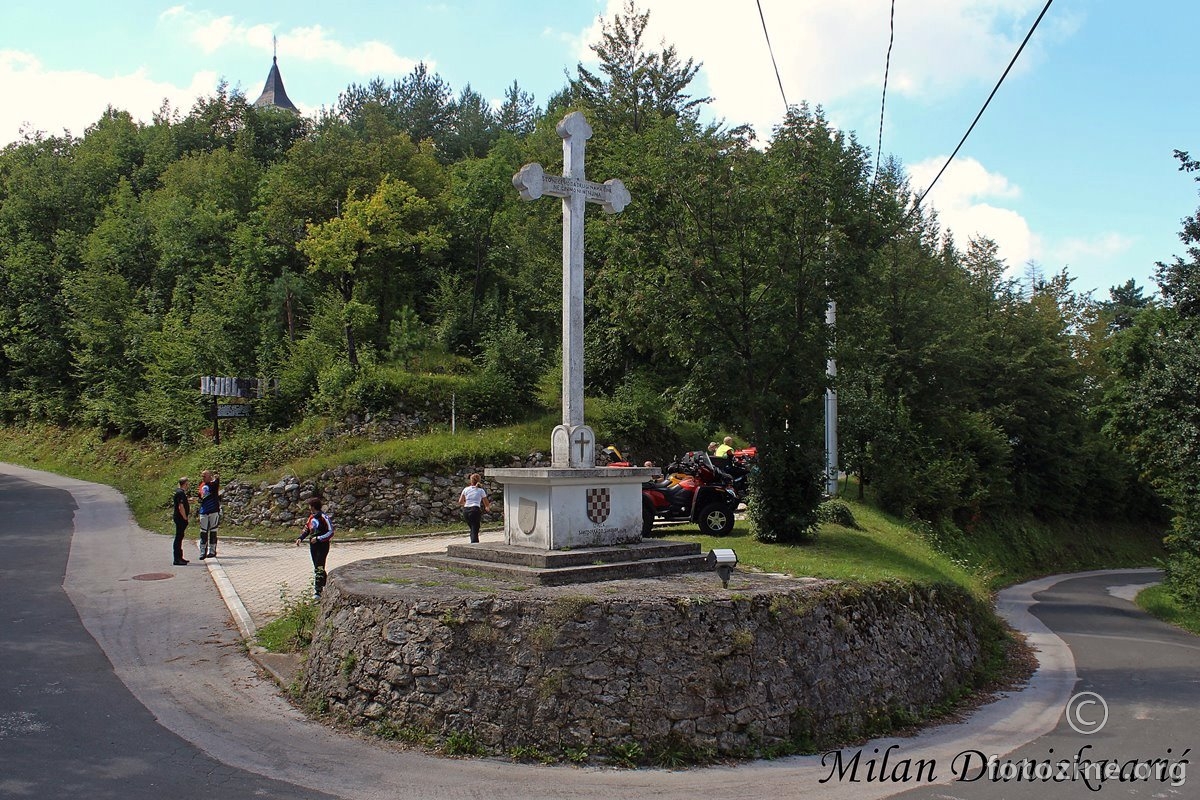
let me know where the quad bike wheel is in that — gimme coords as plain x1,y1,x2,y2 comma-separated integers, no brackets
697,501,735,536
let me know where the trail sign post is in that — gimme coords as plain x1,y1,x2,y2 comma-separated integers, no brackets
200,377,276,443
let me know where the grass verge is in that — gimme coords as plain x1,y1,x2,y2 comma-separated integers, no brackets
1136,583,1200,635
256,590,320,652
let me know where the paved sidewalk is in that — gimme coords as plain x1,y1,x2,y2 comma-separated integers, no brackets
205,529,504,632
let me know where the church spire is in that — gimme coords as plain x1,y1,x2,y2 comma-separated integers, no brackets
253,38,299,112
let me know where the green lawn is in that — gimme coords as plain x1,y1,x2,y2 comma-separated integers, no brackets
662,505,985,598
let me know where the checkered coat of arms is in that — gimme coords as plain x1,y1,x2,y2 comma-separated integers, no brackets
585,487,611,525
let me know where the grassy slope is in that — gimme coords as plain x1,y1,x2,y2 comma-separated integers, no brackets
0,421,1165,596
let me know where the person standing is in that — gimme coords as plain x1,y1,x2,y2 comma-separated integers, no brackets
296,496,334,599
457,473,491,544
172,477,190,566
197,469,220,560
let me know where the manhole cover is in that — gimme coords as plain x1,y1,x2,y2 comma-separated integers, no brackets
131,572,174,581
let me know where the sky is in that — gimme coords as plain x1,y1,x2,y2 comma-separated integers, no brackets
2,0,1198,298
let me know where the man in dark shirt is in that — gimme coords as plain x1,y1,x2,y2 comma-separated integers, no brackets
172,477,190,565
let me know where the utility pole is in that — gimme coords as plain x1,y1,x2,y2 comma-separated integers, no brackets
824,300,839,496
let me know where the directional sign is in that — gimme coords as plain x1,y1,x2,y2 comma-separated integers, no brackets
201,377,256,398
216,404,252,418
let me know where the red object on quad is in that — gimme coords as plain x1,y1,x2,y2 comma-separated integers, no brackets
640,451,738,537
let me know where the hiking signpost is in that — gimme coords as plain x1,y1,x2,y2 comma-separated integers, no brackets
200,377,274,443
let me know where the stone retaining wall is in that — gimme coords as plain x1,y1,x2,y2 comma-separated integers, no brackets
219,453,549,530
300,561,995,760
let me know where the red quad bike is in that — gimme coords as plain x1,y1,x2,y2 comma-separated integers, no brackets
640,451,738,537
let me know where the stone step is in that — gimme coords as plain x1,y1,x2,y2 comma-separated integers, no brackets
443,538,701,569
412,551,710,586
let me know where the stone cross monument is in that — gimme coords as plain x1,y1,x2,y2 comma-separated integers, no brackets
485,112,651,551
513,112,630,468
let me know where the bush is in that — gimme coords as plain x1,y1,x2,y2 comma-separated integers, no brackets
295,360,543,428
590,376,688,463
817,499,859,529
749,426,824,544
477,318,545,410
1163,516,1200,612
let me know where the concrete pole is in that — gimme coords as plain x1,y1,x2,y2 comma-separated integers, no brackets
825,300,839,496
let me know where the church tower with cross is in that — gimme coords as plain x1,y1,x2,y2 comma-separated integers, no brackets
253,38,299,113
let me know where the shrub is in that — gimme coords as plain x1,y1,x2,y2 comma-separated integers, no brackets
1163,516,1200,611
749,426,824,544
817,499,859,529
477,318,546,410
590,376,688,462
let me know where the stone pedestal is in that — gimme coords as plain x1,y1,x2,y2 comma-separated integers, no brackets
486,466,654,550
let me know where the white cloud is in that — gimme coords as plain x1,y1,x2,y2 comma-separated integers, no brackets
160,8,420,76
586,0,1057,138
907,156,1037,271
0,50,214,144
1049,233,1135,268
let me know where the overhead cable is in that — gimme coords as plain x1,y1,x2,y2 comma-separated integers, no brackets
871,0,896,195
756,0,789,114
915,0,1055,207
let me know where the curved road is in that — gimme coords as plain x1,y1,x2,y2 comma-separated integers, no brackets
0,470,337,800
1,463,1195,799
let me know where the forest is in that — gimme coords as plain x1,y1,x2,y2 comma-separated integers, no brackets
1,5,1197,607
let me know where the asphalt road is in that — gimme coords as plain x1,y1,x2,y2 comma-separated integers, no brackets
0,471,339,800
883,571,1197,799
2,462,1196,799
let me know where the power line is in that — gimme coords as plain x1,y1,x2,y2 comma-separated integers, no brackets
871,0,896,195
915,0,1055,207
756,0,789,114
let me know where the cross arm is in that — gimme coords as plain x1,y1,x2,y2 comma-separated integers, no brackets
512,162,547,201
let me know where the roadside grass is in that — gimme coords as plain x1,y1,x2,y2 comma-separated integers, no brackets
0,421,1166,598
1136,583,1200,636
663,504,989,599
0,420,540,541
917,515,1166,590
255,588,319,652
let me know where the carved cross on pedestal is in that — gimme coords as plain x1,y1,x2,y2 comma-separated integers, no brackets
514,112,630,469
573,428,592,463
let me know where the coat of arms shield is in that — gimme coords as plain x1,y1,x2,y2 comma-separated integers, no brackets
517,497,538,535
585,487,611,525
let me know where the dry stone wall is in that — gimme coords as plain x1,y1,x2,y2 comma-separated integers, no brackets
300,561,995,760
219,453,549,530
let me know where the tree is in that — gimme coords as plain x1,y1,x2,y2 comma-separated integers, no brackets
571,0,709,134
443,85,497,161
1103,148,1200,610
298,176,447,368
497,81,538,137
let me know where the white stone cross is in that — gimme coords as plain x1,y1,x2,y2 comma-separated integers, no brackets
513,111,630,468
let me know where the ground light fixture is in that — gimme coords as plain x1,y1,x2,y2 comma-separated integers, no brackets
707,548,737,587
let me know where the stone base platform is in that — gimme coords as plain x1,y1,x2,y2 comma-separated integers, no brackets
412,538,707,585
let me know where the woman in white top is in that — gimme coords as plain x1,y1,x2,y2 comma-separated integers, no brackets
458,473,491,543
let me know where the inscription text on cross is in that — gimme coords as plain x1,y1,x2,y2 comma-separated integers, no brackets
513,112,630,468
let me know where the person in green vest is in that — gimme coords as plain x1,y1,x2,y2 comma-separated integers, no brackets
714,437,735,460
